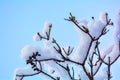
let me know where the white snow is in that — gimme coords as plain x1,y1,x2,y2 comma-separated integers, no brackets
100,45,114,59
95,67,108,80
79,19,88,27
88,20,105,38
87,21,95,28
76,74,81,80
79,70,89,80
37,48,62,60
21,45,37,60
104,43,119,63
47,64,55,74
117,34,120,40
21,39,62,62
115,9,120,42
13,67,37,80
43,22,52,37
99,12,108,24
33,33,41,41
36,47,56,60
34,43,62,61
70,26,92,63
86,12,109,38
14,67,37,75
44,40,53,49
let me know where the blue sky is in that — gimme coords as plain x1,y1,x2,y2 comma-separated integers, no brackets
0,0,120,80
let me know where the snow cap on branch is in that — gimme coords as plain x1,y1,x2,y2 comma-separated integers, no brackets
13,67,37,80
47,65,55,74
33,33,41,41
87,12,108,38
70,33,91,63
100,45,114,59
99,12,108,24
14,67,37,75
44,40,53,49
43,22,52,37
36,46,62,60
20,41,62,61
21,45,37,60
104,43,119,64
45,61,71,80
88,20,105,38
79,19,88,27
115,9,120,41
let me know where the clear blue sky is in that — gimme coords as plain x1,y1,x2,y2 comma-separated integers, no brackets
0,0,120,80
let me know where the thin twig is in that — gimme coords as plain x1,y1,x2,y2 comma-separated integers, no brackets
56,62,73,80
107,57,111,80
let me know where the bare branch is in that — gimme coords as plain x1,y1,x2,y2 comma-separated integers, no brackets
107,57,112,80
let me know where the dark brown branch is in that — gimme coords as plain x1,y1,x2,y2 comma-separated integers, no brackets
89,52,95,79
93,41,103,75
37,57,83,66
37,58,64,62
107,57,111,80
93,60,102,75
38,62,42,71
66,16,94,40
93,60,102,76
52,38,65,59
72,67,75,80
37,32,43,40
65,13,88,33
83,41,93,64
62,48,67,55
48,24,52,40
82,65,91,80
69,47,74,54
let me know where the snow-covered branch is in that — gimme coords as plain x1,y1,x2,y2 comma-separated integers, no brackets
14,10,120,80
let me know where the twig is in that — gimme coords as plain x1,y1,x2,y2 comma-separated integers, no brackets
56,62,73,80
62,46,74,56
72,67,75,80
107,57,111,80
